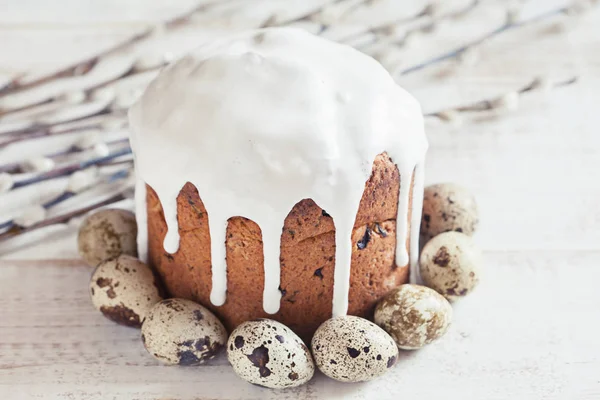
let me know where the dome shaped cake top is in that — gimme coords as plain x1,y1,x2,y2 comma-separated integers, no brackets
129,27,427,317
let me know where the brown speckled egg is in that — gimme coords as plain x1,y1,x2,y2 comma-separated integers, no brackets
420,231,482,301
78,208,138,267
227,319,314,389
311,316,398,382
89,255,163,327
421,183,478,243
374,284,452,350
141,298,227,365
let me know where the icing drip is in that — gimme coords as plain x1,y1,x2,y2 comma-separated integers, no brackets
134,176,148,263
394,166,414,268
331,213,357,317
261,224,284,314
409,160,426,284
159,184,183,254
128,28,428,316
208,215,228,306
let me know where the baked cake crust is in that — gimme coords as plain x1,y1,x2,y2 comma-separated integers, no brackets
146,153,413,340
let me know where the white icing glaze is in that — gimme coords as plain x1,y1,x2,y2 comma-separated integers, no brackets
128,28,427,316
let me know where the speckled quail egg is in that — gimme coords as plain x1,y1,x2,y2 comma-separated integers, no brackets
374,284,452,350
89,255,163,327
78,208,138,267
141,298,227,365
227,319,314,389
421,183,479,243
311,316,398,382
420,231,482,301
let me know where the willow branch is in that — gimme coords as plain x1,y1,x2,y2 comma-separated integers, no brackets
0,108,128,148
0,191,129,242
0,138,129,174
11,147,132,190
0,3,206,97
342,0,480,46
427,76,578,121
0,168,131,232
399,6,569,76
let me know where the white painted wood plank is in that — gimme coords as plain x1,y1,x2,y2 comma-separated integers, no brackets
0,250,598,399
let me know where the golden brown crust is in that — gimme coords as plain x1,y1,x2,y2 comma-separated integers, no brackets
146,153,413,340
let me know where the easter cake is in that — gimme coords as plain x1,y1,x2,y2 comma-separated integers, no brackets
128,28,428,340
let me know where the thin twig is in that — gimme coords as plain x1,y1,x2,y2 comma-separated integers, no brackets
0,168,131,232
427,76,578,120
11,147,132,190
0,138,128,174
0,125,90,149
97,158,134,168
265,0,345,27
0,191,129,242
518,75,578,94
399,6,568,76
351,2,481,55
456,76,577,112
338,0,372,20
1,50,117,98
0,109,126,148
341,0,480,47
0,3,206,97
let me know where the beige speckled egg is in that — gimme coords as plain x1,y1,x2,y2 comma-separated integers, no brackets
420,231,482,301
374,284,452,350
141,298,227,365
311,316,398,382
78,208,138,267
89,255,163,327
421,183,479,243
227,319,314,389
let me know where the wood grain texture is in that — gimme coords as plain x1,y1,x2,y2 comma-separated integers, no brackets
1,0,600,398
1,251,598,399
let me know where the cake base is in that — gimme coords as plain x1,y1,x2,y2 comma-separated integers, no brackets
146,153,413,340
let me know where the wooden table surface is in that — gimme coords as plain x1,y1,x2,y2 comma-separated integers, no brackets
1,0,599,399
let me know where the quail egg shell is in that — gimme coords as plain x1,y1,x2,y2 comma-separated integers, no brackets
78,208,138,267
311,316,398,382
420,231,482,301
227,319,314,389
421,183,479,243
374,284,452,350
89,255,163,327
141,298,227,365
